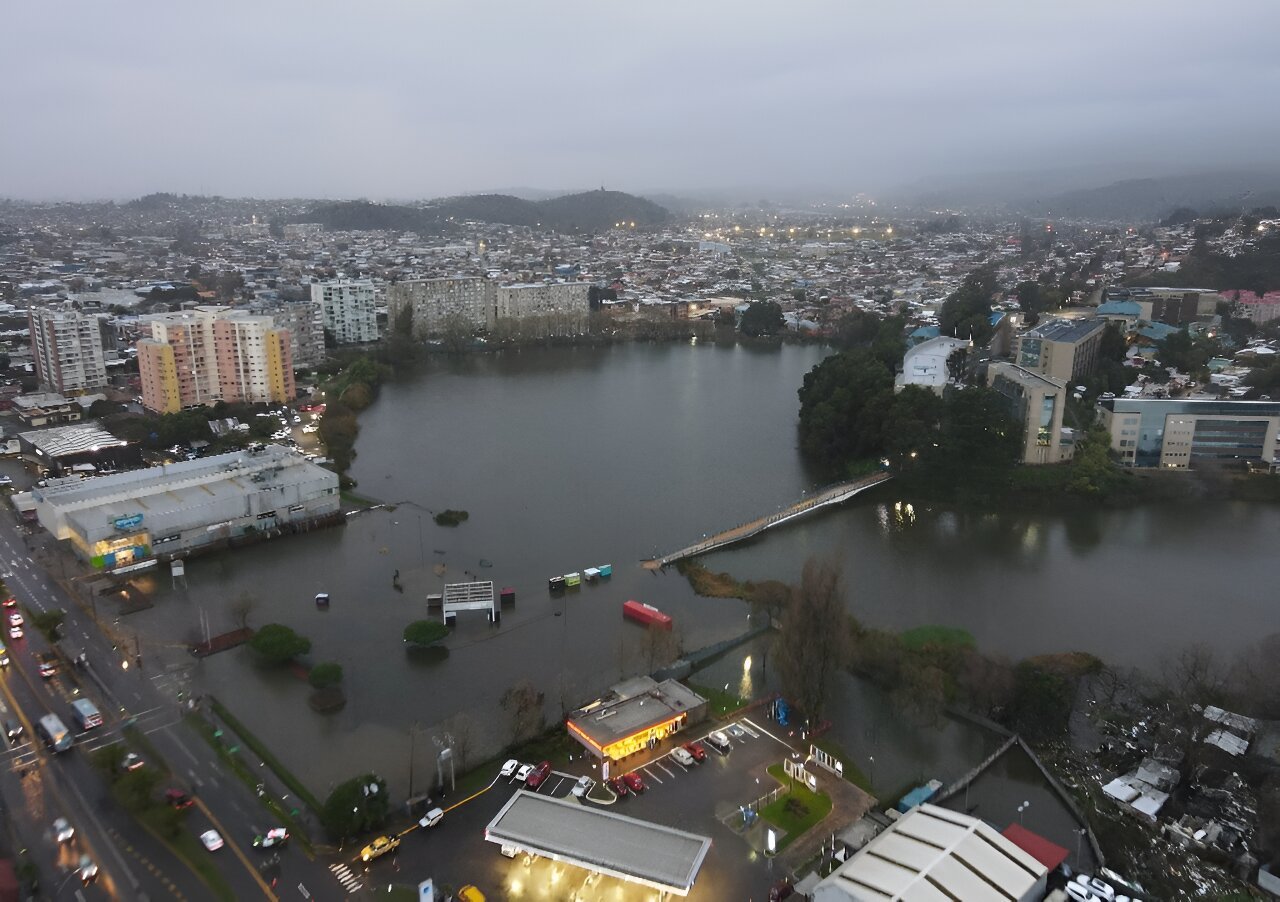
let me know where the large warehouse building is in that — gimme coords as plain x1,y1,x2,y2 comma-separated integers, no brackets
31,445,339,569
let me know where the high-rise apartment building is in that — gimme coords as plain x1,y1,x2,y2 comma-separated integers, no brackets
28,304,109,395
137,306,295,413
311,280,378,345
249,297,327,368
386,278,590,336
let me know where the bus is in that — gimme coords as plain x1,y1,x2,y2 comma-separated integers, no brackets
37,714,73,752
70,699,102,731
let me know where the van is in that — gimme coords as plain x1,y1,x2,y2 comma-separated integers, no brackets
70,699,103,730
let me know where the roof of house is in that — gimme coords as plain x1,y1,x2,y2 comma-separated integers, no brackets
1001,823,1069,871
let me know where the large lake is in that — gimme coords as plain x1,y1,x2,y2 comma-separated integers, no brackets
133,343,1280,797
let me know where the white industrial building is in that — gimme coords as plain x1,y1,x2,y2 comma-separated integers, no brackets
311,280,378,344
32,445,340,570
895,336,970,394
812,804,1049,901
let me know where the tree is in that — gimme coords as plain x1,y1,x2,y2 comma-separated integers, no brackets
321,773,389,841
308,662,343,689
230,591,256,630
739,301,785,337
247,624,311,664
403,620,449,647
639,623,678,674
30,609,65,642
1067,426,1121,496
439,711,476,771
1004,662,1074,741
499,680,545,747
797,349,895,471
938,268,997,346
773,558,851,727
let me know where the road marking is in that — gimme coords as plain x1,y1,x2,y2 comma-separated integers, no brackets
654,760,677,778
736,722,760,739
193,798,278,900
641,766,664,784
328,863,363,893
741,717,796,749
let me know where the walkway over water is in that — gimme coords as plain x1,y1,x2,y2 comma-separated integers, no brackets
643,472,892,569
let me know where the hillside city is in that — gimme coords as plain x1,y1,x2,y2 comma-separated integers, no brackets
0,189,1278,902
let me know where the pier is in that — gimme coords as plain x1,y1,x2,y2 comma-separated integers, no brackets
643,471,892,569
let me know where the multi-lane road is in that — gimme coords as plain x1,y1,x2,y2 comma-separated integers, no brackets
0,491,344,900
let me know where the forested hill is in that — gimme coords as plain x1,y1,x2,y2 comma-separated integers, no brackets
1026,171,1280,222
305,189,670,234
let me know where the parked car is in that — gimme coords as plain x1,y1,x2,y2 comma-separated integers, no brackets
253,828,289,849
54,818,75,843
769,879,795,901
200,830,224,852
360,835,399,862
726,723,746,739
515,763,534,782
607,776,629,797
499,759,520,778
418,807,444,828
1074,875,1116,901
456,886,485,902
570,775,592,797
622,772,645,794
7,612,22,627
525,760,552,789
705,731,731,752
683,742,707,762
8,625,21,641
670,747,695,767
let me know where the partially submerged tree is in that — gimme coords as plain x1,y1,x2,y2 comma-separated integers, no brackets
403,620,449,647
774,558,851,728
247,624,311,665
500,680,545,747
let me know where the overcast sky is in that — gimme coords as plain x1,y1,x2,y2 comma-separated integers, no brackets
3,1,1278,201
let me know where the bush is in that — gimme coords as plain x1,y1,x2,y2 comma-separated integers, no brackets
321,774,389,841
434,509,469,527
248,624,311,664
403,620,449,647
29,608,65,642
308,662,343,689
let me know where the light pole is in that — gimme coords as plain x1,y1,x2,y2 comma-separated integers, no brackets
407,723,422,802
1017,800,1030,825
1075,827,1087,867
868,756,875,790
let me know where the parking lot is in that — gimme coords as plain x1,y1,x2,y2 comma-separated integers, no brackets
366,716,801,899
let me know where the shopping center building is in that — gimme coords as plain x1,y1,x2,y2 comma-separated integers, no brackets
31,445,340,569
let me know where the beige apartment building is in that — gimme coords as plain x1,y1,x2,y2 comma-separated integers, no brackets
1013,318,1106,384
28,304,109,395
387,278,590,335
137,306,294,413
987,362,1070,465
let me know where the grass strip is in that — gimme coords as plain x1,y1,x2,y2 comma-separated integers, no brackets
137,807,237,902
759,763,833,850
687,682,749,717
184,713,315,856
809,737,873,794
208,697,322,813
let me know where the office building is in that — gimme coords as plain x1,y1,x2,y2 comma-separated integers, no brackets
311,280,378,344
1013,318,1106,384
137,306,295,413
1098,397,1280,469
987,362,1069,465
28,304,108,395
31,445,339,569
387,277,489,334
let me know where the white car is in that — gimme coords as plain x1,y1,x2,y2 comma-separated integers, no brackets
670,747,695,767
200,829,224,852
514,763,534,782
54,818,75,843
705,730,732,752
418,807,444,828
1074,875,1115,901
570,775,592,798
7,612,21,627
499,759,520,778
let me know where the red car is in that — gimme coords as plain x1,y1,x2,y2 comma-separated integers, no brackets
622,772,645,794
683,742,707,763
525,760,552,789
607,776,629,797
165,788,195,810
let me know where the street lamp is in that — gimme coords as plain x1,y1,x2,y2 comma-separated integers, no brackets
868,756,875,789
1017,800,1030,825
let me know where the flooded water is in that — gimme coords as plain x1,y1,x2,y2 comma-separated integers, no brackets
122,343,1280,800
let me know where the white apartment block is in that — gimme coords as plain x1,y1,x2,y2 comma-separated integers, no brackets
28,305,109,395
490,281,590,327
311,280,378,345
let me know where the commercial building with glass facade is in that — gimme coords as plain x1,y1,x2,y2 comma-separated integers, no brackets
1098,398,1280,469
987,362,1069,465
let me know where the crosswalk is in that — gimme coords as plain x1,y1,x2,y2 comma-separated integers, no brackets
329,862,363,894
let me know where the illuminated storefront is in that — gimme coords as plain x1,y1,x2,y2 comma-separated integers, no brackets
566,677,707,763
